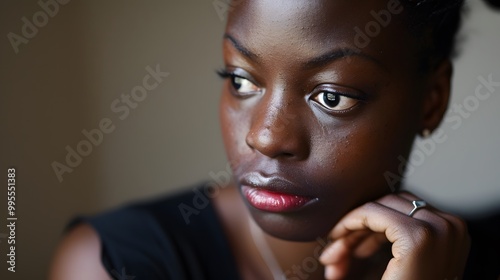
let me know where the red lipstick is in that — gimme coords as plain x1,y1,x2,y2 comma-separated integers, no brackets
239,172,318,212
242,185,315,213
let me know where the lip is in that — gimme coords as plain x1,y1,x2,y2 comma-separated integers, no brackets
240,172,318,213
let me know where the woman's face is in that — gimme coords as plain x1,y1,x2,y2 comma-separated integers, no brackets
220,0,428,241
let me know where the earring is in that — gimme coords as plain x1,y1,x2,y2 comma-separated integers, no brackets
422,129,431,138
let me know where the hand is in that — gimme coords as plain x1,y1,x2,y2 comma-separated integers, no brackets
319,192,470,280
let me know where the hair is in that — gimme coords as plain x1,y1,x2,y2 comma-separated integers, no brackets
229,0,498,71
385,0,500,71
401,0,466,71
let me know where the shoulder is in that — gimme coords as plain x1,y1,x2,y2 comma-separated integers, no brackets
50,184,241,280
49,223,110,280
49,190,190,280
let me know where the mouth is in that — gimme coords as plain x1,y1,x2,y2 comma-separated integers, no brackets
240,172,318,213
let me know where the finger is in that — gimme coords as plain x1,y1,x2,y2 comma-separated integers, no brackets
329,201,424,253
397,192,468,237
396,191,443,214
353,232,387,258
320,239,351,279
346,194,446,259
327,194,433,262
328,202,434,279
378,193,435,220
378,192,453,236
391,192,470,260
435,211,469,240
320,230,370,279
329,192,470,279
397,191,470,267
324,260,350,280
320,230,370,263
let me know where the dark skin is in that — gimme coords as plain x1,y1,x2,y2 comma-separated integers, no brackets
215,0,469,279
49,1,469,279
220,0,422,242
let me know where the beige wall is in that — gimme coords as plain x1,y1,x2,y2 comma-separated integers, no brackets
1,1,228,279
0,0,498,279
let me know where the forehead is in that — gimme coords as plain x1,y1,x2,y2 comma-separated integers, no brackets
226,0,415,70
228,0,368,40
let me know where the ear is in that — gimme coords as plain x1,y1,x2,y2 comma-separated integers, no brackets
419,60,452,137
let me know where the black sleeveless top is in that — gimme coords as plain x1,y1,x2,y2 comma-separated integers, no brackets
68,185,241,280
68,184,500,280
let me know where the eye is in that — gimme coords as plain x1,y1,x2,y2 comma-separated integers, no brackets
313,91,360,111
230,75,261,95
217,69,262,97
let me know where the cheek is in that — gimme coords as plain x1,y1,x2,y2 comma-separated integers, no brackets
219,90,251,167
309,94,420,202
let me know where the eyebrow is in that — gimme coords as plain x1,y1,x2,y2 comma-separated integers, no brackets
223,33,258,60
223,33,388,72
304,49,388,72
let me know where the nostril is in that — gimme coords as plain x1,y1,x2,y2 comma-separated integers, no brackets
282,152,294,158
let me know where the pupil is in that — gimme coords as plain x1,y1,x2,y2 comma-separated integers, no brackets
231,76,242,90
324,92,340,107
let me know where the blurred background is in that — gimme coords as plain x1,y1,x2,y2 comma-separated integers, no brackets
0,0,499,279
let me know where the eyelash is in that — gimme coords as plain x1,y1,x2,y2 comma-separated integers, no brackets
314,93,361,113
216,68,366,113
217,68,263,97
216,69,233,79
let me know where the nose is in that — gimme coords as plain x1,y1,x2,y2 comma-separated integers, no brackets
245,88,310,160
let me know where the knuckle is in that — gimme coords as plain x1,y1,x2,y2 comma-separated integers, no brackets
453,216,468,231
413,222,436,241
443,215,469,238
437,217,455,233
453,216,470,241
361,201,380,211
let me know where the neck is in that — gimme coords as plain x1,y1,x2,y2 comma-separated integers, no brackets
253,218,327,280
213,184,326,280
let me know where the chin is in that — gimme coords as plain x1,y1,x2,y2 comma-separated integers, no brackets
246,203,343,242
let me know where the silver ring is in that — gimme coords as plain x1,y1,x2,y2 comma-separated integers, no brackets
408,200,427,217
